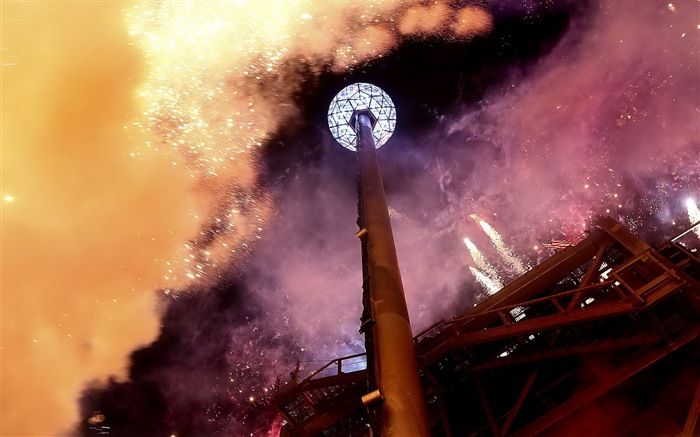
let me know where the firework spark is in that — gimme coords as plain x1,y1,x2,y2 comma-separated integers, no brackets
477,219,528,274
469,266,502,295
463,237,503,288
125,1,293,287
124,0,495,289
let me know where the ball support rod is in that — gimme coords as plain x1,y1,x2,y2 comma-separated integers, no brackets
356,112,431,437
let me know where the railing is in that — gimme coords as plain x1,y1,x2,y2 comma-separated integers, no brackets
446,280,617,326
414,319,446,345
273,353,367,399
414,249,690,368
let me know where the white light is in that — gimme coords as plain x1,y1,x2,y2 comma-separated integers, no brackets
327,83,396,151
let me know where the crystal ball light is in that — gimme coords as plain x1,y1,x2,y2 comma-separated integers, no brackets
327,83,396,151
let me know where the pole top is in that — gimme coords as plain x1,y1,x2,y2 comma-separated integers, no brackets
327,83,396,151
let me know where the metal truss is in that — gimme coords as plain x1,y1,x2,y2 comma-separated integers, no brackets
274,217,700,436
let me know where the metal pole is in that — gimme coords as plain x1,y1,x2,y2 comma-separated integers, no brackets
355,112,431,437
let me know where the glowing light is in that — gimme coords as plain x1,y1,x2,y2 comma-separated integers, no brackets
452,6,493,38
3,195,14,202
463,237,503,288
477,220,527,274
469,266,501,295
328,83,396,151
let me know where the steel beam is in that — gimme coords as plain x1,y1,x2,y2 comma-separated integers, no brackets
475,377,502,437
511,326,700,437
681,379,700,437
420,301,637,366
599,216,651,255
424,369,454,437
469,332,662,372
501,372,537,436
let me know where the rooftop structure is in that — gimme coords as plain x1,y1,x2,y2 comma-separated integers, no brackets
274,217,700,436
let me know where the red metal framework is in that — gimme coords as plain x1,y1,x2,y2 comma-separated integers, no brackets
274,217,700,436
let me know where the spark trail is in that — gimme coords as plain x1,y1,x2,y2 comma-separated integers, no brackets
463,237,503,288
477,219,527,274
469,266,502,295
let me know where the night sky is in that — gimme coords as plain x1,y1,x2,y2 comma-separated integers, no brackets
2,1,698,436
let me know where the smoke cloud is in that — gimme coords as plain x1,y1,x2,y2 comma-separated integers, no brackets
81,0,697,434
383,0,699,325
3,1,496,435
441,0,699,241
5,0,697,435
2,2,196,435
229,0,700,394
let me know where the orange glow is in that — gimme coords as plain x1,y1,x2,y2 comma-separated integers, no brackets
2,2,196,434
398,2,451,36
452,6,493,38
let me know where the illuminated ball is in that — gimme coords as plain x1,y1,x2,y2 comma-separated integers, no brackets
327,83,396,151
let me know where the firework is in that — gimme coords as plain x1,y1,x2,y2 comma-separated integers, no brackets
124,0,495,289
469,266,502,295
463,237,503,288
477,219,528,274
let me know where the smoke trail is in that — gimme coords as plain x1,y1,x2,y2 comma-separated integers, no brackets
687,198,700,239
477,219,528,274
469,266,502,295
463,237,504,288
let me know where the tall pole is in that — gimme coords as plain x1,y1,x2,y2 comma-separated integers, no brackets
355,111,431,437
